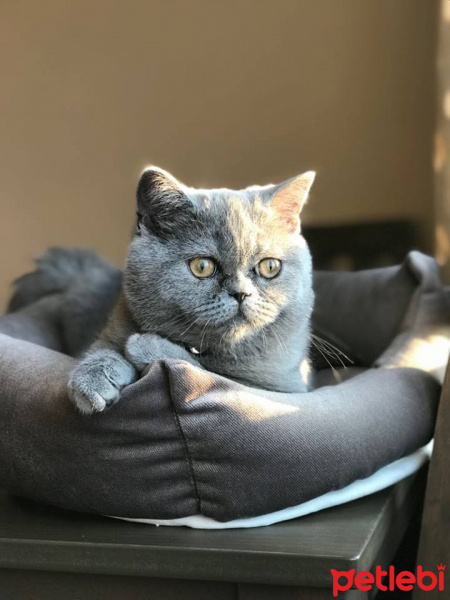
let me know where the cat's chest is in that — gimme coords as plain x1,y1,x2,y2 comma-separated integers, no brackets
196,338,308,393
197,330,286,373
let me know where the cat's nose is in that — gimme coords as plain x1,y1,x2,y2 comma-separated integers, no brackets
229,291,251,304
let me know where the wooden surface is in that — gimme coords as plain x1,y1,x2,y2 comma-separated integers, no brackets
0,469,424,596
414,362,450,600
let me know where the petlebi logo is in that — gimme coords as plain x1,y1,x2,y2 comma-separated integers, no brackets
331,564,445,596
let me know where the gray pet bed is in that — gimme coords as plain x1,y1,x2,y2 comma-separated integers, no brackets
0,250,448,528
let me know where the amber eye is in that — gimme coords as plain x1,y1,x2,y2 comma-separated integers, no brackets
257,258,282,279
189,257,216,278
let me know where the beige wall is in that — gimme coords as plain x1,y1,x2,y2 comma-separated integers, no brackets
436,0,450,282
0,0,438,309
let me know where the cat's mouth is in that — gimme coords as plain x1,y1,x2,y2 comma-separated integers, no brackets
224,303,275,330
186,305,273,346
209,305,250,327
216,309,267,341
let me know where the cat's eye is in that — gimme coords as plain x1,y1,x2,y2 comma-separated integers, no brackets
189,257,216,278
257,258,282,279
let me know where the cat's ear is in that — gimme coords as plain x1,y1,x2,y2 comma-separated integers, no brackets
268,171,315,233
136,167,196,236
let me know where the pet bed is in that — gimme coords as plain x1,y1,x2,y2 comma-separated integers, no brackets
0,249,448,528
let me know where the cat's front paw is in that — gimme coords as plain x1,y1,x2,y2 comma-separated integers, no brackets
125,333,197,371
68,350,137,415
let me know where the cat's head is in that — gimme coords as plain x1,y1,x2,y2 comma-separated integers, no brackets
124,166,315,348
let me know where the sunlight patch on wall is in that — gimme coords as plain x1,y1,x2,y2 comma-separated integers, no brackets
444,89,450,118
436,223,450,266
442,0,450,23
434,130,447,173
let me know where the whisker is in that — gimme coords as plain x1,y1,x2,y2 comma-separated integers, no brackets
200,318,213,354
267,323,287,356
311,334,354,367
179,316,202,338
145,313,188,334
312,336,346,368
312,334,353,362
261,326,267,351
219,328,229,351
311,338,339,374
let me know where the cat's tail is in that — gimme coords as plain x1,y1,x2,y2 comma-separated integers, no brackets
6,247,122,356
7,247,118,312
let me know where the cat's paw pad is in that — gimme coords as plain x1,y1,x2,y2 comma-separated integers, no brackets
68,352,137,415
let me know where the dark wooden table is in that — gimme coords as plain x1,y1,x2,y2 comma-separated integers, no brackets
414,364,450,600
0,469,426,600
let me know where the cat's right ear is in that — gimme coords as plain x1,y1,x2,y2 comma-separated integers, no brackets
136,167,196,237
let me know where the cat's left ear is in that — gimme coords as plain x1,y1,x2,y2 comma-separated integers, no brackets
268,171,315,233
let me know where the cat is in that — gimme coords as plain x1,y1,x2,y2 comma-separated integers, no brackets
68,166,316,414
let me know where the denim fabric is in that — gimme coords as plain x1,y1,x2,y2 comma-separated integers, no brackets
0,337,198,519
164,361,439,521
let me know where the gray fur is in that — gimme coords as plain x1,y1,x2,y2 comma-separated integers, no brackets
8,247,122,357
68,348,137,414
125,333,200,370
69,167,315,414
